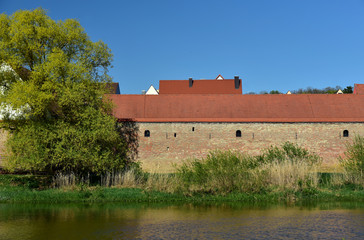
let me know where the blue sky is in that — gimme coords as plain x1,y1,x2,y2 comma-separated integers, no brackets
1,0,364,94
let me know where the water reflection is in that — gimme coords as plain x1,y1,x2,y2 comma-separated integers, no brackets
0,202,363,239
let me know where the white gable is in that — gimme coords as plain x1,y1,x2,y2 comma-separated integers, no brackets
216,74,224,80
146,85,159,95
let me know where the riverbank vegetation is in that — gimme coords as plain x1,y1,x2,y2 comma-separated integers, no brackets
0,142,362,203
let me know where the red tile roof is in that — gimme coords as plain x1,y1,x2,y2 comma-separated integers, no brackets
108,94,364,123
354,84,364,94
159,78,242,94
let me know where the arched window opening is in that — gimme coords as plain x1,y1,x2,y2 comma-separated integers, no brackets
343,130,349,137
144,130,150,137
174,133,177,137
192,127,195,132
236,130,242,137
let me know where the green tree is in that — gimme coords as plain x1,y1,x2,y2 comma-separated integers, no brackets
269,90,281,94
0,8,130,175
342,86,353,94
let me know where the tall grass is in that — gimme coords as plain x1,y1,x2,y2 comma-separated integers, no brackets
263,160,319,191
174,143,321,195
50,141,362,196
339,135,364,186
101,170,142,188
49,142,324,194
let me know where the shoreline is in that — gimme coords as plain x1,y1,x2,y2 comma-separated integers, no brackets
1,182,363,204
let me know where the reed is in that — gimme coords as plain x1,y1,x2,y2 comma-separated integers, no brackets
101,169,143,188
263,160,319,191
173,143,323,195
52,172,91,189
339,135,364,186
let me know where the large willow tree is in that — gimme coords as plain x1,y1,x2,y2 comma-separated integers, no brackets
0,8,129,175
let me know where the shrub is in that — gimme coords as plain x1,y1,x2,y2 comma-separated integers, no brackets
256,142,322,166
174,142,321,195
176,150,262,194
340,135,364,182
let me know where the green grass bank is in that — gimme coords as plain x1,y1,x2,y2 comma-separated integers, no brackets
0,174,363,204
1,141,362,204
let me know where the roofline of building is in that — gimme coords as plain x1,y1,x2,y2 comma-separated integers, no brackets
117,118,364,123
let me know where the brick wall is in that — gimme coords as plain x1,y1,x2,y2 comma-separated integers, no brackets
137,122,364,172
1,123,362,172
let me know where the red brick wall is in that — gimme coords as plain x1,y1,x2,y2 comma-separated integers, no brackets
137,122,364,172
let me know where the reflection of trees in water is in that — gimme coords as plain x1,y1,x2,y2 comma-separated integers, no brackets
0,203,145,239
1,202,363,239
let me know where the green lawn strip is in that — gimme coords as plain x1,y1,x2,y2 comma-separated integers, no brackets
0,174,363,203
0,186,363,203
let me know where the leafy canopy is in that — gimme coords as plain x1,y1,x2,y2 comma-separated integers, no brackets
0,8,129,174
0,8,112,120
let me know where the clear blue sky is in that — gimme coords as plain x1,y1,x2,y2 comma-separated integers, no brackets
1,0,364,94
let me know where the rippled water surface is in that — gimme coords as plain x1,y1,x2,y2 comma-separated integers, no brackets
0,202,363,239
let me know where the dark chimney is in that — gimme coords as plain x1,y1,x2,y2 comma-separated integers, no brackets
189,77,193,87
234,76,240,89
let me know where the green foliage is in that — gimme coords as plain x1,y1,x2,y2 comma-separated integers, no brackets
0,174,43,189
175,142,322,195
342,86,353,94
257,142,322,166
0,8,129,175
340,135,364,178
6,114,128,175
292,86,342,94
269,90,281,94
0,8,113,120
176,150,261,194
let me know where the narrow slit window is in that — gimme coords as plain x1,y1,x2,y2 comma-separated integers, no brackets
192,127,195,131
236,130,242,137
343,130,349,137
144,130,150,137
174,133,177,137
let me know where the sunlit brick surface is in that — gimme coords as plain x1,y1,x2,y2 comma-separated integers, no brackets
137,122,364,172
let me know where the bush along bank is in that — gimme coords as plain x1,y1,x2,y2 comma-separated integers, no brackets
0,142,363,203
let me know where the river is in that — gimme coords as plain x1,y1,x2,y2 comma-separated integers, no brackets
0,202,363,239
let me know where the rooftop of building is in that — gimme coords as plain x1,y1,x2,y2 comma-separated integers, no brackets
109,92,364,123
158,75,242,94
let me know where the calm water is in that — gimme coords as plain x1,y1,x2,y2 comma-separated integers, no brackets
0,202,363,240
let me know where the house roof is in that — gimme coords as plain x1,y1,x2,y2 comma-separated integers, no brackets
108,94,364,123
354,84,364,95
159,77,242,94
